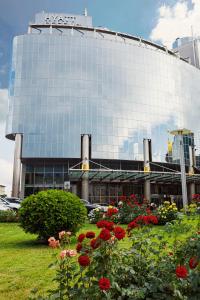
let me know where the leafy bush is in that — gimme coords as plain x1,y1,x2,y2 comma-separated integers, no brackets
30,212,200,300
0,210,19,222
117,195,153,224
156,201,178,224
88,207,104,224
19,190,87,240
89,206,119,224
192,194,200,206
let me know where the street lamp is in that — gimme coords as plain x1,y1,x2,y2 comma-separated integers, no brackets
170,128,192,209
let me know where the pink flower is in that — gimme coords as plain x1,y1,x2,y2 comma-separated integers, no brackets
60,250,67,259
48,237,55,243
59,231,66,239
60,249,77,259
49,239,60,248
66,249,77,257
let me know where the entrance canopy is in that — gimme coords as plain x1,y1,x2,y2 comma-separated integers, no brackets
69,169,200,184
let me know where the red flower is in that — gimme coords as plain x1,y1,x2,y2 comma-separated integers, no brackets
76,243,82,252
119,195,126,201
105,221,114,231
189,257,199,269
86,231,95,239
77,233,85,243
143,215,149,224
148,215,158,224
113,226,126,240
99,228,111,241
78,255,90,267
128,221,138,230
176,265,188,278
146,208,151,215
99,277,111,291
96,220,114,231
130,194,136,199
90,238,100,249
106,207,118,217
97,220,108,228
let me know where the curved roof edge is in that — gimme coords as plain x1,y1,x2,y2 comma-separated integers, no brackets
28,23,188,63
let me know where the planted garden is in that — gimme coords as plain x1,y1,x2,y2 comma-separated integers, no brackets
0,191,200,299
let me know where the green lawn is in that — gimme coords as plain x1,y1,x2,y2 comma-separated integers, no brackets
0,217,199,300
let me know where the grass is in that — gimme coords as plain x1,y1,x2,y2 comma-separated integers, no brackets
0,216,199,300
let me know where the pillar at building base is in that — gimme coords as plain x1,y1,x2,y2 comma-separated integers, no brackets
20,163,26,199
71,184,77,195
81,176,89,201
188,182,195,203
144,180,151,202
81,134,90,201
12,134,22,198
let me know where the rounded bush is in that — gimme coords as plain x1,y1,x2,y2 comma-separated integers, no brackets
19,190,87,240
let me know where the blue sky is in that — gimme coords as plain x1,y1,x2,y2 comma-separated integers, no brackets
0,0,198,194
0,0,180,89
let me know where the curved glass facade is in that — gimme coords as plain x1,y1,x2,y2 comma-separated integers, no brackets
6,22,200,162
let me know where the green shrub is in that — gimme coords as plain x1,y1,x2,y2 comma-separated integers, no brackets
0,210,19,222
156,201,178,224
117,195,151,224
19,190,87,240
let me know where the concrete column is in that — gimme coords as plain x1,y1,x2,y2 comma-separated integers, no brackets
144,180,151,202
20,163,26,199
189,182,195,203
188,145,195,202
143,139,151,202
71,184,77,195
12,134,22,197
81,134,90,201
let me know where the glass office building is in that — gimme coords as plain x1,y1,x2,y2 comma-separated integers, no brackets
6,12,200,200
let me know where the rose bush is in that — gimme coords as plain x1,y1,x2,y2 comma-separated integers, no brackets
116,194,156,224
156,201,178,224
30,209,200,300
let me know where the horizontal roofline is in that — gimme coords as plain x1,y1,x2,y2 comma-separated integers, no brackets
28,23,187,63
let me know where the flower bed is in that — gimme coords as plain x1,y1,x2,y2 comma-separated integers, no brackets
31,210,200,299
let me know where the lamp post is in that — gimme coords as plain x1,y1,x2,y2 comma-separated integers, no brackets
170,129,192,209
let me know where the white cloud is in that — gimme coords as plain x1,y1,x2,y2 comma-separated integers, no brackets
0,158,13,196
0,88,8,123
0,88,13,196
150,0,200,48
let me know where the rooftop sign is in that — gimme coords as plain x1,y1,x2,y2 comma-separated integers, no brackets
44,15,77,25
34,12,92,27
